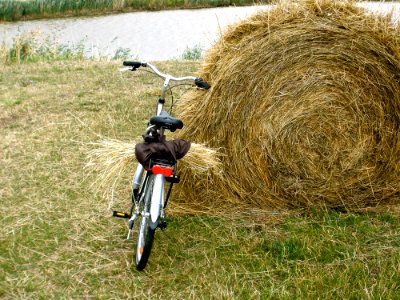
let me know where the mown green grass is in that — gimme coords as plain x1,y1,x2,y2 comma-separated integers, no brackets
1,60,399,299
0,0,268,22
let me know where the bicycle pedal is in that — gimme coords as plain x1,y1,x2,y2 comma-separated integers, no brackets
158,220,167,230
112,211,131,219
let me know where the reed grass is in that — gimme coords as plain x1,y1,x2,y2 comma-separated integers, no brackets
0,31,205,64
0,30,86,64
0,30,136,64
0,0,268,22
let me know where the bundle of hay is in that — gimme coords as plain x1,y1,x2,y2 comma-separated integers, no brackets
176,0,400,210
86,139,222,210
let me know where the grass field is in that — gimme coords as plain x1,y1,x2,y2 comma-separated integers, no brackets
0,0,267,22
1,59,399,298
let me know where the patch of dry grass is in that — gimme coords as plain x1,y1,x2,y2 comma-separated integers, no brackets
1,60,399,298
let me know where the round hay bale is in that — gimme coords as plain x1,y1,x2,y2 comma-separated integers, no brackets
176,0,400,210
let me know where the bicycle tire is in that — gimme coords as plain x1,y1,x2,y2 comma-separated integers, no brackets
135,174,156,270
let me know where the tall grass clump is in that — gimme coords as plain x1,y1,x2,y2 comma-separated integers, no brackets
175,0,400,211
0,0,269,22
0,31,85,64
0,0,113,21
181,44,203,60
0,31,135,64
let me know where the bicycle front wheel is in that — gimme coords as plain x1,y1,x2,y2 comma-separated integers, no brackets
135,174,156,270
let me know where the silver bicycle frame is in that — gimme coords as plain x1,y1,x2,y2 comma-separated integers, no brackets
144,62,196,116
132,164,144,191
129,62,197,230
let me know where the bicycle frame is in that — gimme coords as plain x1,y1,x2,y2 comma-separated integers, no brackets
114,60,210,269
130,61,197,194
125,62,197,239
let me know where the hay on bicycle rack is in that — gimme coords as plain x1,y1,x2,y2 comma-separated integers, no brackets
175,0,400,210
85,139,222,209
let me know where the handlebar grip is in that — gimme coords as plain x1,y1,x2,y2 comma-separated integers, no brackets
123,61,143,69
195,78,211,90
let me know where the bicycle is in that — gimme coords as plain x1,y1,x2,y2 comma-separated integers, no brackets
112,61,210,270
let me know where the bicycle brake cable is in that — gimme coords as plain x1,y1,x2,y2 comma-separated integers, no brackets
168,84,194,114
168,85,174,114
137,69,175,114
133,68,195,114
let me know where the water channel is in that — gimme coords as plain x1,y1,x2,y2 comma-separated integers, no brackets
1,2,399,61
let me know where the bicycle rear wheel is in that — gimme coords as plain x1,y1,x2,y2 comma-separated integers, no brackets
135,174,156,270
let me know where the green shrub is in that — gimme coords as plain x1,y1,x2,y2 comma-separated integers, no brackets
181,44,203,60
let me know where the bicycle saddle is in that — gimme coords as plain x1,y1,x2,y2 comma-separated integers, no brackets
150,111,183,132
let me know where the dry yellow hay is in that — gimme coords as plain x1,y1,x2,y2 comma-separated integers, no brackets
85,138,223,210
85,139,137,199
175,0,400,210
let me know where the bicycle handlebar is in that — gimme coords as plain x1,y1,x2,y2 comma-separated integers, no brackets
122,61,144,69
194,78,211,90
122,60,211,89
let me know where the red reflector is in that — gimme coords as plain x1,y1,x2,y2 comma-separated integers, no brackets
151,165,173,177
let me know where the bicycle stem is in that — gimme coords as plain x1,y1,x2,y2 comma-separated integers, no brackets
157,75,171,116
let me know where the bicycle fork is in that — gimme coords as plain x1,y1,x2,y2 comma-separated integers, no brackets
149,174,165,230
127,165,146,240
128,171,165,240
113,165,145,239
113,165,166,239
